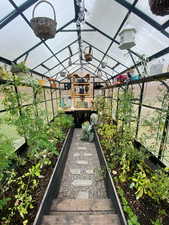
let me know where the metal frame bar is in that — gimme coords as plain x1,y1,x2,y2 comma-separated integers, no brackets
114,0,169,39
0,0,39,30
33,39,78,70
83,40,128,69
94,0,138,72
85,21,141,59
9,0,74,74
43,51,79,75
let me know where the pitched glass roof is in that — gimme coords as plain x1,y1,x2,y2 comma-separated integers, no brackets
0,0,169,81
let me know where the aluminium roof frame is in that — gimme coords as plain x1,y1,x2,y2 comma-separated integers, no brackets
0,0,169,81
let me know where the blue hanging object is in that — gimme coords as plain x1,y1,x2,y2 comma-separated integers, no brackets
131,74,140,81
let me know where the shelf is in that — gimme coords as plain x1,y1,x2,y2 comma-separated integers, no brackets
73,94,91,96
73,83,90,85
64,107,94,112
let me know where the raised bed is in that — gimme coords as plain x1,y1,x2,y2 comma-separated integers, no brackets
94,129,128,225
33,127,74,225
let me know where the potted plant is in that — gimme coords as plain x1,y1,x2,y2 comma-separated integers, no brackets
38,79,46,86
0,66,12,80
11,62,29,75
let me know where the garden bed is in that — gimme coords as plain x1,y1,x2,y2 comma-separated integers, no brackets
0,128,72,225
96,128,169,225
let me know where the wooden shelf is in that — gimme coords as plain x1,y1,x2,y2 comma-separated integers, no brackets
64,107,94,112
73,83,90,85
73,94,90,96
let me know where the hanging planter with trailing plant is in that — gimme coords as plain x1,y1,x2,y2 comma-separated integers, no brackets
149,0,169,16
30,0,57,40
84,46,93,62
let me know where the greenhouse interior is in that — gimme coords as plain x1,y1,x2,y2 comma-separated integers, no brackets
1,0,169,225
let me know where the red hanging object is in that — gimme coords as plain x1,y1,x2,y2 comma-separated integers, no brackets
149,0,169,16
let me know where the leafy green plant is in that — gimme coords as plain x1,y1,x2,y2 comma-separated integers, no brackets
11,62,29,73
81,121,94,142
130,164,152,200
150,168,169,203
117,186,140,225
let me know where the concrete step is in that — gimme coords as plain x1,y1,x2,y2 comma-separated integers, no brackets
50,199,114,212
41,214,121,225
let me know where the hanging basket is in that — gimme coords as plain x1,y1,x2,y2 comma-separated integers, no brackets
30,0,57,40
84,46,93,62
149,0,169,16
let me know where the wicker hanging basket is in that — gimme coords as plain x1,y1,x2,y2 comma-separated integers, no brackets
149,0,169,16
30,0,57,40
84,46,93,62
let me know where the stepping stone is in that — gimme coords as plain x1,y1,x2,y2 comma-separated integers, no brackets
73,153,80,157
76,160,88,165
72,179,92,187
77,191,89,199
77,146,87,150
86,169,94,175
70,169,81,175
84,153,93,157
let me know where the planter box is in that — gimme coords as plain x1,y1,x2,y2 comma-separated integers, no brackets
94,129,127,225
33,128,74,225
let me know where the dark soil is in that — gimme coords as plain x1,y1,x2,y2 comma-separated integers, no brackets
99,136,169,225
0,139,65,225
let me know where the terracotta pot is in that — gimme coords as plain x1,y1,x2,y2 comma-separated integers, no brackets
38,80,46,86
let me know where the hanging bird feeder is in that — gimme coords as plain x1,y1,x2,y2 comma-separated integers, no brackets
30,0,57,40
97,69,102,78
60,71,66,77
149,0,169,16
119,24,136,50
84,46,93,62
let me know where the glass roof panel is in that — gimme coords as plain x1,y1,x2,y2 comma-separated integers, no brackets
125,13,169,57
136,1,169,25
82,27,111,52
47,32,77,55
108,44,132,67
35,66,48,74
26,44,53,68
44,58,59,69
14,0,28,6
0,1,14,20
86,0,128,38
0,16,39,60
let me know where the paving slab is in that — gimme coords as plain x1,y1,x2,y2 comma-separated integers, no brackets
72,179,92,187
70,169,81,175
76,160,88,165
84,153,93,157
77,191,89,199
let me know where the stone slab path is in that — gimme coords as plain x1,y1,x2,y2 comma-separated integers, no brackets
57,128,107,199
40,129,121,225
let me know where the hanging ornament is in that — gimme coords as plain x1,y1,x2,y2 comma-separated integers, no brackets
119,24,136,50
97,69,102,78
68,57,72,66
84,46,93,62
